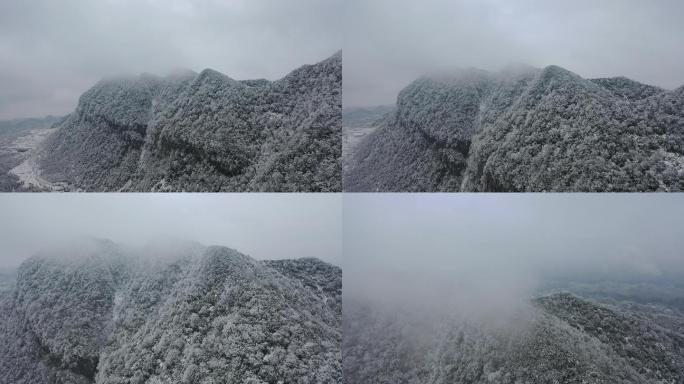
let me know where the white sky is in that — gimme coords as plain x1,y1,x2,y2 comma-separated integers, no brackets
0,194,342,267
344,0,684,107
344,194,684,306
0,0,342,119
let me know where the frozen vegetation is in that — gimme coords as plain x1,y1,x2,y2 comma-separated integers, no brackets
4,52,342,192
345,65,684,191
0,239,341,383
344,283,684,384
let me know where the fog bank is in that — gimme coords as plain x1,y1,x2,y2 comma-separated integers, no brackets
0,0,342,119
0,194,342,267
344,0,684,107
344,194,684,315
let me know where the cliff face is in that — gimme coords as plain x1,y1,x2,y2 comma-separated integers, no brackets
38,52,342,192
345,65,684,192
0,240,342,384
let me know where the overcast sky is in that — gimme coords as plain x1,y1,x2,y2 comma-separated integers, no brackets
0,194,341,267
344,0,684,107
0,0,342,119
344,194,684,311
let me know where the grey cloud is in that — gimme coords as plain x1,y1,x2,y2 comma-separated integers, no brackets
343,194,684,312
0,0,342,119
344,0,684,107
0,194,342,267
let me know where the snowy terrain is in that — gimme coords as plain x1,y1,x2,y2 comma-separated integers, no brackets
345,65,684,191
0,116,62,191
0,52,342,192
0,239,341,383
342,106,393,174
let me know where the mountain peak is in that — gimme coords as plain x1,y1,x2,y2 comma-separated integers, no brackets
539,64,578,81
196,68,234,83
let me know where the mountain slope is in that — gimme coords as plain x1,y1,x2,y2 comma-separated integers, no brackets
345,65,684,191
33,52,341,192
343,293,684,384
0,239,341,383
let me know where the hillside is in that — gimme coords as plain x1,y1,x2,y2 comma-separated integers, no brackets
0,239,341,383
345,65,684,191
6,52,341,192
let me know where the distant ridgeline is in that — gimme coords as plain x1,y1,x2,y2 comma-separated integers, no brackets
0,239,341,383
342,105,395,128
345,65,684,191
36,52,341,192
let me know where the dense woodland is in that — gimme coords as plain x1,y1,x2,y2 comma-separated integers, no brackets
0,239,341,383
29,52,341,192
345,65,684,191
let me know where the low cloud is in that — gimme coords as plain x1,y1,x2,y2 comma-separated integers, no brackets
344,194,684,316
0,194,342,267
0,0,342,119
344,0,684,107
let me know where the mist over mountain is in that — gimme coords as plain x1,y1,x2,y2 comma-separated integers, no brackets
0,239,341,383
344,284,684,384
343,194,684,383
1,52,341,192
345,65,684,191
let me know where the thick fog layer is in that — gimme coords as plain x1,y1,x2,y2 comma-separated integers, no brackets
344,0,684,107
0,194,341,267
344,194,684,313
0,0,342,119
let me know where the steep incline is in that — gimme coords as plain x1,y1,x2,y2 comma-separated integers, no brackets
37,52,342,192
345,65,684,191
0,240,341,384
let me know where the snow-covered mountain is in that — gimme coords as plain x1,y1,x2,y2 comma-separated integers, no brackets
0,239,341,383
345,65,684,191
12,52,341,192
344,292,684,383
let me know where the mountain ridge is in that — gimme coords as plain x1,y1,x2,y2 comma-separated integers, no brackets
345,64,684,192
0,239,341,383
25,52,342,192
